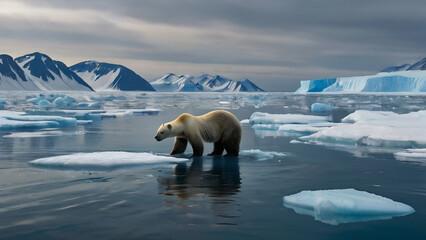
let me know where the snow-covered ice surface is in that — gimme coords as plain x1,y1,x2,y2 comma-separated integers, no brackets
301,110,426,149
240,149,287,161
29,152,188,171
3,130,86,138
0,91,426,239
283,189,415,225
394,149,426,165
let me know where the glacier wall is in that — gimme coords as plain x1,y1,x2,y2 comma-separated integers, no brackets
296,70,426,93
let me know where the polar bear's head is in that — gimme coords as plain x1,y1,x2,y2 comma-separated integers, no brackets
155,123,173,141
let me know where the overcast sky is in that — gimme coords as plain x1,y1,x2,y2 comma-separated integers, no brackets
0,0,425,91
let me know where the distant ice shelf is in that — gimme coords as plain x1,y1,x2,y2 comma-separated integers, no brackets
29,151,188,171
283,189,415,225
296,70,426,93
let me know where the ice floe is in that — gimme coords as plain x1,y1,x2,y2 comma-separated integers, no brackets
394,148,426,165
248,112,332,138
249,110,426,152
283,189,415,225
301,110,426,148
0,98,6,110
240,149,287,161
0,110,76,130
3,130,86,138
29,152,188,171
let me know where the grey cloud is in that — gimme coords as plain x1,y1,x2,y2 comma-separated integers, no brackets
4,0,426,91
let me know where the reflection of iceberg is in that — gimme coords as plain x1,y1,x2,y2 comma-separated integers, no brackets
29,152,187,171
283,189,415,225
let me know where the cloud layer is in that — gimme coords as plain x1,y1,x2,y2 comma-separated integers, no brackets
1,0,425,91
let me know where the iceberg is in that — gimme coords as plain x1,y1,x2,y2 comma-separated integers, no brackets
283,189,415,225
29,152,188,171
0,98,6,110
240,149,287,161
311,103,333,115
296,70,426,93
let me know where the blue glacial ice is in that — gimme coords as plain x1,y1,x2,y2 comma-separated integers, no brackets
283,189,415,225
0,98,6,110
240,149,287,161
311,103,333,115
296,70,426,93
29,152,188,171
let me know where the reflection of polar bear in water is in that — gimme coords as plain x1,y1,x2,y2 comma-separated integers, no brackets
155,110,242,157
157,157,241,200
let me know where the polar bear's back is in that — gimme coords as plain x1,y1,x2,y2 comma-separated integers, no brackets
197,110,241,143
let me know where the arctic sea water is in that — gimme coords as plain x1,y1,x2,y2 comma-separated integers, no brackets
0,92,425,239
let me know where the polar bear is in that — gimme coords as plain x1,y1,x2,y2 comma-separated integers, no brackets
155,110,241,157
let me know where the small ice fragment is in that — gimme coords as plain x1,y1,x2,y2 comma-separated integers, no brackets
311,103,333,115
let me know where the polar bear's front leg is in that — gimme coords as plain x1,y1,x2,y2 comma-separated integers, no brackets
187,134,204,157
170,137,188,155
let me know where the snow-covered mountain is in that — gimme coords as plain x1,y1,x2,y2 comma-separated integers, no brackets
70,61,155,91
151,73,264,92
296,58,426,93
150,73,202,92
14,52,93,91
0,54,40,91
381,58,426,72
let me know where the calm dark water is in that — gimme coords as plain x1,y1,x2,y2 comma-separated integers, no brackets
0,92,425,240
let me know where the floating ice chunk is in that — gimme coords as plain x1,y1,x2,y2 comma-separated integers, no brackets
249,112,331,125
311,103,333,115
0,110,76,130
248,112,333,138
3,130,86,138
394,148,426,165
278,122,337,134
240,149,287,161
0,98,6,110
301,110,426,148
283,189,415,225
29,152,188,171
240,119,249,125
